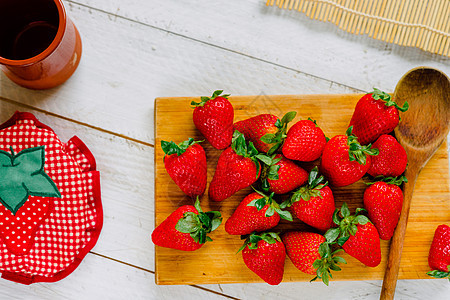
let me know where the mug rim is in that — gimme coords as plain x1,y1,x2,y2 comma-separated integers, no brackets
0,0,67,66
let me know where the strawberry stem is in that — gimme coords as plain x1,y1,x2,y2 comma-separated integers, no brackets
175,197,222,244
311,241,347,285
248,188,293,221
328,203,370,246
191,90,230,108
365,175,408,186
281,166,327,208
238,231,281,253
346,126,379,165
260,111,297,155
426,267,450,280
371,88,409,112
161,138,202,157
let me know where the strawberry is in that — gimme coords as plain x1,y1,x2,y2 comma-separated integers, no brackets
225,191,292,235
209,131,261,202
367,134,407,177
239,232,286,285
233,111,296,154
151,198,222,251
326,203,381,267
320,126,379,187
0,146,60,255
192,90,234,149
427,224,450,280
349,88,409,145
282,118,327,162
282,231,346,285
161,138,207,197
259,154,308,194
281,167,335,232
363,176,406,240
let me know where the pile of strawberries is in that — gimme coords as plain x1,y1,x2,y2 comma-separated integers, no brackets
152,89,449,285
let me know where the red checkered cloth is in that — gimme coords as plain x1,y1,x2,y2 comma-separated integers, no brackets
0,112,103,284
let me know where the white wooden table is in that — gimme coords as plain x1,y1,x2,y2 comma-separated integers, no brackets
0,1,449,299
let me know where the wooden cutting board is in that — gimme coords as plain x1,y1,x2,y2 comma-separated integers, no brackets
154,94,449,285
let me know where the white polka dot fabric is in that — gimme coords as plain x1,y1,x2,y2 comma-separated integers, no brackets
0,112,102,284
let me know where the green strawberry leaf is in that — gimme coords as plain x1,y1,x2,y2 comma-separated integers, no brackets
275,207,293,221
191,90,229,107
354,215,369,225
340,202,350,218
0,146,61,215
261,133,276,144
337,236,350,246
280,111,297,124
267,165,280,180
265,206,275,217
176,199,222,244
426,270,450,279
255,154,273,166
371,88,409,112
324,228,340,243
161,138,201,157
247,197,267,211
176,212,201,233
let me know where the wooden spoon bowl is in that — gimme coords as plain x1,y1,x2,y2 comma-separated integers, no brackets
380,67,450,300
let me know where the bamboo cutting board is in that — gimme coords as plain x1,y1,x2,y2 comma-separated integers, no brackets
154,94,449,285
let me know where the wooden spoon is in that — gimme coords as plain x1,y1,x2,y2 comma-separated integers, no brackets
380,67,450,300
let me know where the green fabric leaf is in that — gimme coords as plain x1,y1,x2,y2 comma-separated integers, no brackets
0,146,61,215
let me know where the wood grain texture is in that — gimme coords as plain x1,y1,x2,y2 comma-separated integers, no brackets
154,94,449,285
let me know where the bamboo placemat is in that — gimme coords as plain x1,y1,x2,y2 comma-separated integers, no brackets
266,0,449,57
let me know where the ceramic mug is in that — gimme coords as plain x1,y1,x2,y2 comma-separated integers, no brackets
0,0,82,89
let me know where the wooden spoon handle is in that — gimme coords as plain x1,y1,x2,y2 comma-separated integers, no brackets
380,168,419,300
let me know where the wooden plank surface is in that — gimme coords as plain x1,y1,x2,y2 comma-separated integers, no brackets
0,0,448,298
154,94,449,285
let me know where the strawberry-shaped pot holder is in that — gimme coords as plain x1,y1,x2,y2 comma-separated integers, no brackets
0,112,103,284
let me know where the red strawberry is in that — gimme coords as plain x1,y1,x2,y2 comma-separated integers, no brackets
282,231,346,285
349,88,409,145
225,191,292,235
427,224,450,280
192,90,234,149
259,154,308,194
320,127,379,187
151,198,222,251
281,167,335,232
239,232,286,285
233,111,296,154
209,131,261,202
162,138,207,197
282,118,327,162
0,146,59,255
363,177,405,240
367,134,407,177
327,203,381,267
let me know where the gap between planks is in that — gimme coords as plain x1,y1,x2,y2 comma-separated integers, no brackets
89,251,241,300
65,0,365,94
0,96,154,148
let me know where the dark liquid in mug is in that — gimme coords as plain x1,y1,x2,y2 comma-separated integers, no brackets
0,0,59,60
12,21,58,60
